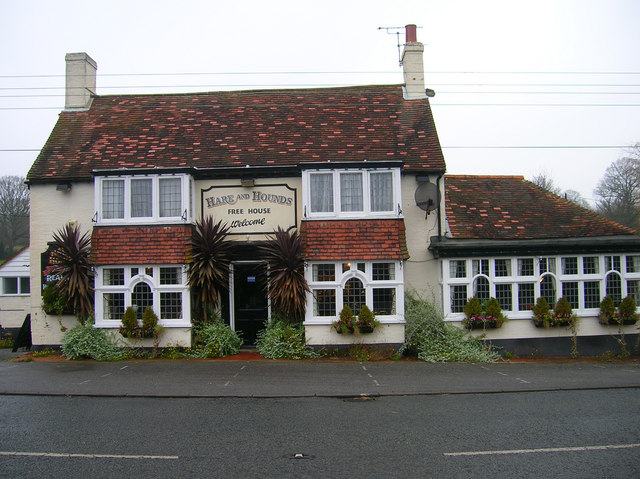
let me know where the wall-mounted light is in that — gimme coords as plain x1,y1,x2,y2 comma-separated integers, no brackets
56,183,72,192
240,178,255,187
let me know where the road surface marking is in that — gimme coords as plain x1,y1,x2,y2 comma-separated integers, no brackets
0,451,178,460
444,443,640,457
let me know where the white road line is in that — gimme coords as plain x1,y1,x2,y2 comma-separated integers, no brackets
362,365,367,371
622,369,637,373
515,378,531,384
120,366,128,370
77,380,91,385
101,373,112,377
444,443,640,457
0,451,178,460
497,372,508,376
373,380,380,387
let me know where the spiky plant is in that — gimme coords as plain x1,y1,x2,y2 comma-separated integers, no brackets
260,227,309,323
187,217,232,321
49,222,93,324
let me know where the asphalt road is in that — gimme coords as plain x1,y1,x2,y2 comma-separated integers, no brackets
1,390,639,479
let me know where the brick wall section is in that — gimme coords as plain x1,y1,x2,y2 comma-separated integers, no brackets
92,225,193,265
300,219,409,261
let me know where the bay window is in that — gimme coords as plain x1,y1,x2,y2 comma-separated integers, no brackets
307,260,404,322
443,253,640,319
304,168,400,218
95,265,190,327
96,174,192,224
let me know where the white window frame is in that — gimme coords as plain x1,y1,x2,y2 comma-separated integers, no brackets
95,174,193,225
442,253,640,320
94,264,190,328
304,260,404,324
0,276,30,296
302,168,401,219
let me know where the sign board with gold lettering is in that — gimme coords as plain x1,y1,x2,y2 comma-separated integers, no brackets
201,184,297,235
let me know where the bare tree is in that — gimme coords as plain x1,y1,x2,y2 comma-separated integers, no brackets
594,148,640,231
530,170,562,196
0,176,29,259
563,190,591,209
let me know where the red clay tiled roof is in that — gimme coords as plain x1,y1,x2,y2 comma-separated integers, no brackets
300,219,409,260
27,85,445,181
92,225,193,265
445,175,636,240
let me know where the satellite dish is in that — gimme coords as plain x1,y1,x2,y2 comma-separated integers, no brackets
414,182,440,214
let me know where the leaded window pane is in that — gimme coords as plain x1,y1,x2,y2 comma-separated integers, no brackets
103,268,125,286
370,172,393,212
132,282,153,319
518,283,535,311
343,277,365,315
103,293,125,320
473,277,490,304
584,281,600,308
373,288,396,315
450,285,467,313
627,280,640,304
606,272,622,305
372,263,395,281
160,267,181,285
159,178,182,217
449,260,466,278
495,284,512,311
518,258,534,276
626,256,640,273
494,259,511,277
540,275,556,306
583,256,599,274
562,257,578,275
131,178,152,217
539,257,556,274
313,289,336,316
605,256,621,272
340,172,363,212
562,282,579,309
473,259,489,276
102,179,124,219
312,264,335,282
160,292,182,319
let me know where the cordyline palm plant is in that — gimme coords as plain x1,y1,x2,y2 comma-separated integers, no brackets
187,217,232,322
50,223,93,324
260,227,309,323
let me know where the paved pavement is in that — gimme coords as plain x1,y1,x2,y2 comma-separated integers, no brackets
1,348,639,398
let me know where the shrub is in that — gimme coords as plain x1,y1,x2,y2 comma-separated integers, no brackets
61,321,124,360
42,283,70,315
356,305,379,332
142,307,159,330
192,319,243,358
256,318,318,359
121,306,138,331
463,296,483,319
618,295,638,323
401,292,499,363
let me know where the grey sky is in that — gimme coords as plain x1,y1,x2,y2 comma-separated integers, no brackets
1,0,639,203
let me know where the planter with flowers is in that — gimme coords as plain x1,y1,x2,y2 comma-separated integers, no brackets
355,305,380,334
462,297,507,330
119,306,162,339
599,295,638,326
332,305,356,334
532,297,577,328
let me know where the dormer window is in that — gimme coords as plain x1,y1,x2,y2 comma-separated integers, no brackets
96,174,192,224
303,168,400,218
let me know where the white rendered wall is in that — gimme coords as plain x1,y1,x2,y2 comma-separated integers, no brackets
29,182,95,345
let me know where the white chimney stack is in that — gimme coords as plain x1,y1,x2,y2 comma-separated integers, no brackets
401,25,426,100
65,52,97,110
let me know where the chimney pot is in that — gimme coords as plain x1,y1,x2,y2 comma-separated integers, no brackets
405,24,417,43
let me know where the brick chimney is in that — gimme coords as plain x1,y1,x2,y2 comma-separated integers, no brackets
401,25,426,100
65,52,97,110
